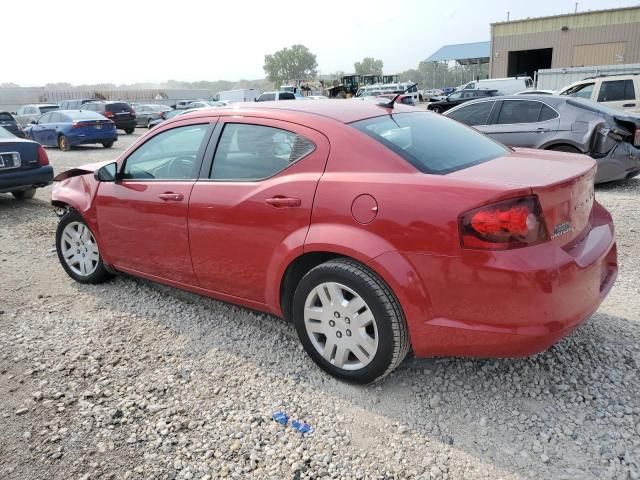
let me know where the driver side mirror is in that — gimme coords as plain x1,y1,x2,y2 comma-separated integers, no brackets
30,120,37,125
94,162,119,182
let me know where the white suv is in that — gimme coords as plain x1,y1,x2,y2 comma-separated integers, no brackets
559,74,640,113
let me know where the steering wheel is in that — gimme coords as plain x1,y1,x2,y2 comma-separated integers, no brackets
166,155,195,179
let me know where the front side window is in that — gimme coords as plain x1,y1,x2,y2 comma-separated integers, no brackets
122,124,208,180
38,113,52,123
259,93,275,102
351,112,508,174
562,82,595,99
210,123,315,180
597,80,635,102
448,92,462,101
447,101,495,126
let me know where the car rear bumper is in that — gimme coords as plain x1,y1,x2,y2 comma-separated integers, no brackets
0,165,54,193
113,119,136,129
374,202,617,358
594,142,640,183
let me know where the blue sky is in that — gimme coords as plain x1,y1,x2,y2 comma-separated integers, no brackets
3,0,637,85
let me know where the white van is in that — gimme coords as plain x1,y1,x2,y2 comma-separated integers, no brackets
460,77,533,95
558,74,640,113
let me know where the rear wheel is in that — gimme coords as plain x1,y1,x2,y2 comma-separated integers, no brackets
147,119,153,128
124,128,134,134
56,210,112,284
11,189,36,200
102,141,114,148
58,135,71,151
431,106,443,113
548,144,581,154
293,258,409,384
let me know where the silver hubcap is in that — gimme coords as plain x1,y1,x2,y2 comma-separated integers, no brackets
60,221,99,277
304,282,378,371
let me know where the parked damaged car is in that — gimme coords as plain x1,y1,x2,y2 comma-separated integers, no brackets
445,95,640,183
51,101,616,383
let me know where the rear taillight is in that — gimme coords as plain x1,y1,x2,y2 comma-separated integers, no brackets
459,196,548,250
635,128,640,147
104,111,115,118
37,145,49,166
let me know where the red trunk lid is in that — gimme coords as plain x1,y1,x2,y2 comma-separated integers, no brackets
449,148,597,246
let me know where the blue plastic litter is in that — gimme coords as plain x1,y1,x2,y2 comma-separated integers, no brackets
291,419,314,435
272,411,289,425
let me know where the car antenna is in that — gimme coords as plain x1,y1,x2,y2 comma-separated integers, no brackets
378,82,418,109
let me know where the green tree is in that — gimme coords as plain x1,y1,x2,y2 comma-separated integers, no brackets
354,57,384,75
263,44,318,88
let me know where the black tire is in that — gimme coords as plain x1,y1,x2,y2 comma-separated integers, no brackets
12,189,36,200
58,135,71,151
124,128,134,134
293,258,409,384
147,119,153,128
55,210,113,284
102,141,114,148
431,106,443,113
548,144,581,154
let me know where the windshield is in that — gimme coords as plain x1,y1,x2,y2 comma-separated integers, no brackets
351,112,508,174
40,105,59,113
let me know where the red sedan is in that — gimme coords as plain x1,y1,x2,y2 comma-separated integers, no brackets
51,100,617,383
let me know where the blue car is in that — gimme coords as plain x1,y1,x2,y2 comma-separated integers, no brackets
24,110,118,151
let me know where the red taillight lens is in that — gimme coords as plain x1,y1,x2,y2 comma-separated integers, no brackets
37,145,49,166
459,196,548,250
104,111,114,118
634,128,640,147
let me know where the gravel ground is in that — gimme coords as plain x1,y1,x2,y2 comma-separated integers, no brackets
1,130,639,480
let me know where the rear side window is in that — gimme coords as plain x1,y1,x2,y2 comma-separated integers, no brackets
597,80,635,102
496,101,544,124
278,92,295,100
351,112,508,174
211,123,315,180
447,101,494,126
107,102,132,112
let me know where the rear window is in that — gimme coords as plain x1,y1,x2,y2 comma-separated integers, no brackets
106,102,133,112
40,105,59,113
352,112,508,174
0,112,14,121
597,80,635,102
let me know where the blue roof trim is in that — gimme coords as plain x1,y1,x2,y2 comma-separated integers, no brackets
424,41,491,62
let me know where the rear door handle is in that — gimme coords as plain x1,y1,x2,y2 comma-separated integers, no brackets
622,103,636,108
535,127,549,133
158,192,184,201
265,196,301,208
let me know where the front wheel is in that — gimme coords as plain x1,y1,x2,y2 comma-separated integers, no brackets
431,106,443,113
124,128,134,134
12,189,36,200
56,210,113,284
102,141,114,148
293,259,409,384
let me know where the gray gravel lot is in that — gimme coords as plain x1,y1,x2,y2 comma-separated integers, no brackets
1,129,639,480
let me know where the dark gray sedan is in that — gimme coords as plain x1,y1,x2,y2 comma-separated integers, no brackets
444,95,640,183
134,104,173,128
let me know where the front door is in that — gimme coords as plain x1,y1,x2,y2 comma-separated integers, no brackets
596,78,639,113
188,117,330,303
96,121,213,284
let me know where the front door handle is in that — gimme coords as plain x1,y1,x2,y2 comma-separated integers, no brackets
535,127,549,133
265,196,301,208
622,103,636,108
158,192,184,201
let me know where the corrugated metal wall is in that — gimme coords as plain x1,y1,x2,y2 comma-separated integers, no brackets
490,7,640,78
0,88,213,111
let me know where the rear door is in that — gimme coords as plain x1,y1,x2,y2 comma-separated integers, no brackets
481,99,560,148
596,78,639,113
96,120,214,284
188,117,330,303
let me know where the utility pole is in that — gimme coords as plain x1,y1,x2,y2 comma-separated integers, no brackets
507,11,510,21
575,2,578,13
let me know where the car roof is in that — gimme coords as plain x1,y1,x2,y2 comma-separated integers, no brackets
196,99,417,123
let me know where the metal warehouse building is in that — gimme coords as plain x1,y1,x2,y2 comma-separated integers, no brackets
490,6,640,79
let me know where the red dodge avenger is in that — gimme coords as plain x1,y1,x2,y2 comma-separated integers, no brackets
52,100,617,383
